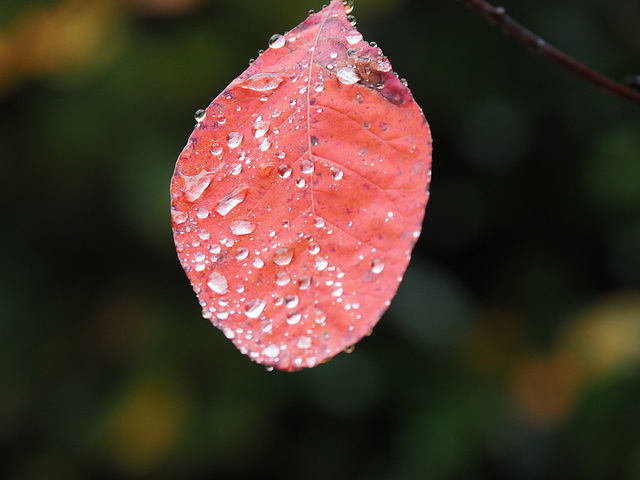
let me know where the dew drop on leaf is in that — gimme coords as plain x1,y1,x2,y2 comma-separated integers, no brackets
227,131,243,149
207,272,228,294
244,298,267,318
269,33,286,49
214,186,249,216
278,164,292,178
273,247,293,266
194,109,206,122
230,219,255,235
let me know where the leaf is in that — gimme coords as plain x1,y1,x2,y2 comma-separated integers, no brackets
170,0,432,371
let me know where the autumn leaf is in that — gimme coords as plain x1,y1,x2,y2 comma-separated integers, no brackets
170,0,432,371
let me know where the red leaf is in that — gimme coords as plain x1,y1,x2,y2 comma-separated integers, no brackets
170,0,432,371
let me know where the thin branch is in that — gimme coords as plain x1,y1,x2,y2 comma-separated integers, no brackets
463,0,640,106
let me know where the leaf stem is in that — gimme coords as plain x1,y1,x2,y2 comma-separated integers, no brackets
463,0,640,106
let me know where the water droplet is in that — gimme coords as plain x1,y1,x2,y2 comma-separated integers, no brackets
210,244,221,254
377,59,392,72
330,51,338,59
301,159,314,174
198,229,210,240
331,287,343,297
238,72,285,92
273,247,293,266
258,138,271,151
309,242,320,255
314,216,325,228
269,33,285,49
348,14,356,26
230,219,255,235
263,344,279,358
314,307,326,323
285,294,299,308
207,272,228,294
222,327,235,339
217,114,226,124
331,167,343,180
314,84,325,93
253,119,270,138
211,143,223,155
215,185,249,216
244,298,266,318
298,275,311,290
194,109,206,122
346,31,363,45
278,164,292,178
277,150,286,159
371,258,385,274
295,177,306,188
286,311,302,325
196,207,209,219
343,0,354,14
253,257,264,268
336,66,360,85
235,247,249,260
315,256,328,271
275,271,291,286
229,163,243,175
297,336,312,349
227,131,243,149
401,78,408,87
181,169,216,203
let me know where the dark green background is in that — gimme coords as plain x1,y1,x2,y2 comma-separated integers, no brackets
1,0,639,479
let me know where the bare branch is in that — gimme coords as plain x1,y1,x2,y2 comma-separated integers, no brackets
464,0,640,105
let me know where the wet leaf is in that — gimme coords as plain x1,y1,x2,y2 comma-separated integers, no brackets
170,0,432,371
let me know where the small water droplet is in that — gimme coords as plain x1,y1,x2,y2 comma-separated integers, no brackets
222,327,235,339
377,59,392,72
337,66,360,85
253,257,264,268
211,143,223,156
300,160,314,174
314,216,325,228
227,131,243,149
229,163,243,175
371,258,385,274
309,242,320,255
269,33,285,49
277,150,286,159
290,98,297,107
276,271,291,286
278,164,292,178
198,229,210,240
331,286,343,297
273,247,293,266
348,14,356,25
217,114,226,124
315,256,328,271
210,244,221,254
215,185,249,216
314,84,325,92
207,272,228,294
314,307,326,323
230,219,255,235
263,344,279,358
194,109,206,122
346,30,363,45
285,294,299,308
286,311,302,325
295,177,306,188
235,247,249,260
297,336,312,349
401,78,408,86
244,298,266,318
259,138,271,151
331,167,343,180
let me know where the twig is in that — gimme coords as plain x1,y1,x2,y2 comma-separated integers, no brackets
463,0,640,105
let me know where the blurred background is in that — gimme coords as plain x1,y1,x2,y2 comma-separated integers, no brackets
1,0,639,478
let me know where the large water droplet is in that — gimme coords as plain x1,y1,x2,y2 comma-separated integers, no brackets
253,257,264,268
315,256,328,271
309,242,320,255
207,272,228,294
346,30,363,45
259,138,271,151
194,109,206,122
273,247,293,266
278,164,292,178
314,216,325,228
371,258,385,274
227,131,243,149
253,119,270,138
215,185,249,216
196,207,209,219
230,219,255,235
235,247,249,260
263,344,280,358
269,33,285,49
295,177,306,188
337,67,360,85
244,298,266,318
331,167,344,180
229,163,243,175
301,160,314,174
286,311,302,325
285,294,299,308
275,271,291,286
238,72,285,92
211,143,223,155
298,275,311,290
181,170,215,203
